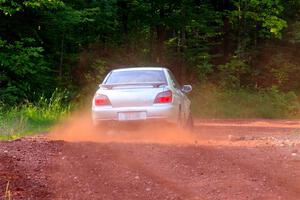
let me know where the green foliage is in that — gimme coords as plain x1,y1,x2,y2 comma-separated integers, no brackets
268,54,299,89
0,38,51,104
0,0,64,15
288,21,300,43
219,58,249,88
0,90,71,140
23,0,64,9
262,15,287,38
84,59,108,86
228,0,287,39
192,85,300,119
187,52,213,82
0,0,299,122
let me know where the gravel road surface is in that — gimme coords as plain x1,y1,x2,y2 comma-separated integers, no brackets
0,119,300,200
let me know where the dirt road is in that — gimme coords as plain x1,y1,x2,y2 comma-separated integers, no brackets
0,119,300,200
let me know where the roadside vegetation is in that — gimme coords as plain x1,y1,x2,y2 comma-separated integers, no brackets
0,90,71,140
0,0,300,138
192,86,300,119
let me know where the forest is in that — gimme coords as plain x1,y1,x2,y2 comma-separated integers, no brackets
1,0,300,137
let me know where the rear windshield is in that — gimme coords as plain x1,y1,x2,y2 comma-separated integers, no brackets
104,70,167,84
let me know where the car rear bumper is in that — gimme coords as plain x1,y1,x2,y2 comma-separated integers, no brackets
92,104,178,124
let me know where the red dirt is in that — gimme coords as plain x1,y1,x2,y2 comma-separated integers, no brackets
1,119,300,200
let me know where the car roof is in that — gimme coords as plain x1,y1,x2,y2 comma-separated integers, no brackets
111,67,167,72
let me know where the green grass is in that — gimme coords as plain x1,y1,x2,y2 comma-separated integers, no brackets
0,90,71,140
191,85,300,119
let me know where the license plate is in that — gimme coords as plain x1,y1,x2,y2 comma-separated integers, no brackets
118,112,147,121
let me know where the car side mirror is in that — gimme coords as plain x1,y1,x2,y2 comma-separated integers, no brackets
181,85,192,93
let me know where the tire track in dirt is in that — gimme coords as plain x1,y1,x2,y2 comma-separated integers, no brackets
218,147,300,199
103,143,202,200
50,142,200,200
50,140,300,200
1,119,300,200
47,119,300,200
112,144,289,200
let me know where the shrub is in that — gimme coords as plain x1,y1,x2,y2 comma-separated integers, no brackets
0,90,71,140
192,85,300,119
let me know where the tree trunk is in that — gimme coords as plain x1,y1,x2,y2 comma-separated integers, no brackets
59,33,64,78
237,1,242,58
156,7,166,64
222,0,230,61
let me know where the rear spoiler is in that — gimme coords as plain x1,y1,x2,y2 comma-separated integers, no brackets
100,82,167,89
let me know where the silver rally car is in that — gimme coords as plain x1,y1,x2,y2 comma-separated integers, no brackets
92,67,193,129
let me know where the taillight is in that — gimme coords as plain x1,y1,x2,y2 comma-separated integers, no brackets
94,94,111,106
154,90,172,103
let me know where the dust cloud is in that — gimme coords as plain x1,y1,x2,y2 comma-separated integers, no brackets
48,111,198,144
